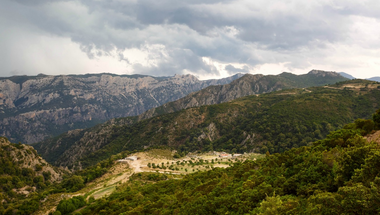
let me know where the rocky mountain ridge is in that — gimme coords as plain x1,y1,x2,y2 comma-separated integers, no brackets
34,74,366,170
0,73,243,144
139,70,348,120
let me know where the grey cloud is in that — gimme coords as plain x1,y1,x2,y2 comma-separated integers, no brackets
14,0,63,6
1,0,380,78
133,48,221,77
225,65,250,74
4,0,349,53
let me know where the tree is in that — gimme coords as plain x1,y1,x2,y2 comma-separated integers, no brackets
266,151,270,157
258,194,284,215
57,200,76,215
62,175,85,192
373,109,380,129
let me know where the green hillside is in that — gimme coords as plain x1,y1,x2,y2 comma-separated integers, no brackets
35,79,380,169
0,137,66,214
79,109,380,214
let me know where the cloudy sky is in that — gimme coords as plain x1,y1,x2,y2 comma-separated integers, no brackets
1,0,379,79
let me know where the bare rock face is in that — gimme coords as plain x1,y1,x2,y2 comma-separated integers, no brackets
0,73,243,144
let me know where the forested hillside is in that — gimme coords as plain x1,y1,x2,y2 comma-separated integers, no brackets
79,109,380,214
0,137,65,214
34,79,380,170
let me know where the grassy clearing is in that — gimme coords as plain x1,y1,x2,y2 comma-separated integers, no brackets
145,149,174,159
145,152,264,174
91,185,116,199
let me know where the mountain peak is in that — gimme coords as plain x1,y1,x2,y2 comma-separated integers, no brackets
308,69,339,77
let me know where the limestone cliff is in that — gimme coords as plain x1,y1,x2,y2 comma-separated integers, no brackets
0,73,242,144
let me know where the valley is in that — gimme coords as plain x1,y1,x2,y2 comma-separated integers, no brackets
34,149,263,214
1,73,380,214
3,1,380,213
34,78,380,170
37,112,380,215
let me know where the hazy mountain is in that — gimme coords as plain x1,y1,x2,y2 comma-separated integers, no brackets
369,77,380,82
339,72,356,79
0,73,243,144
33,79,379,170
339,72,380,82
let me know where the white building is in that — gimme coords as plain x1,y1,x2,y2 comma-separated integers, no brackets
125,156,138,161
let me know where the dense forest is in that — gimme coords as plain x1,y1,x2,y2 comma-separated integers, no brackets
78,109,380,214
58,79,380,169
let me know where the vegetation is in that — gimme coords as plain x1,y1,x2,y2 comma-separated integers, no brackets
1,80,380,214
80,109,380,214
57,80,380,169
0,137,61,214
54,196,86,215
0,136,117,214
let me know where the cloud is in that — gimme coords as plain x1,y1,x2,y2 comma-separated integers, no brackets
0,0,379,78
225,65,251,74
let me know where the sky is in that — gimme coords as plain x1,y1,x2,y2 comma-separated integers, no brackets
1,0,380,80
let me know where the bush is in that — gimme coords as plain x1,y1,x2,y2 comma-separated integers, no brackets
56,196,86,215
62,175,85,192
373,109,380,129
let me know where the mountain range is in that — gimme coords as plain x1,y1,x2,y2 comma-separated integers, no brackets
34,72,380,170
0,70,347,145
2,69,380,214
339,72,380,82
140,70,348,120
0,73,243,144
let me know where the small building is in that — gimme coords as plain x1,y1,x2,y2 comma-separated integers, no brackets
233,154,242,157
125,156,138,161
219,154,231,158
